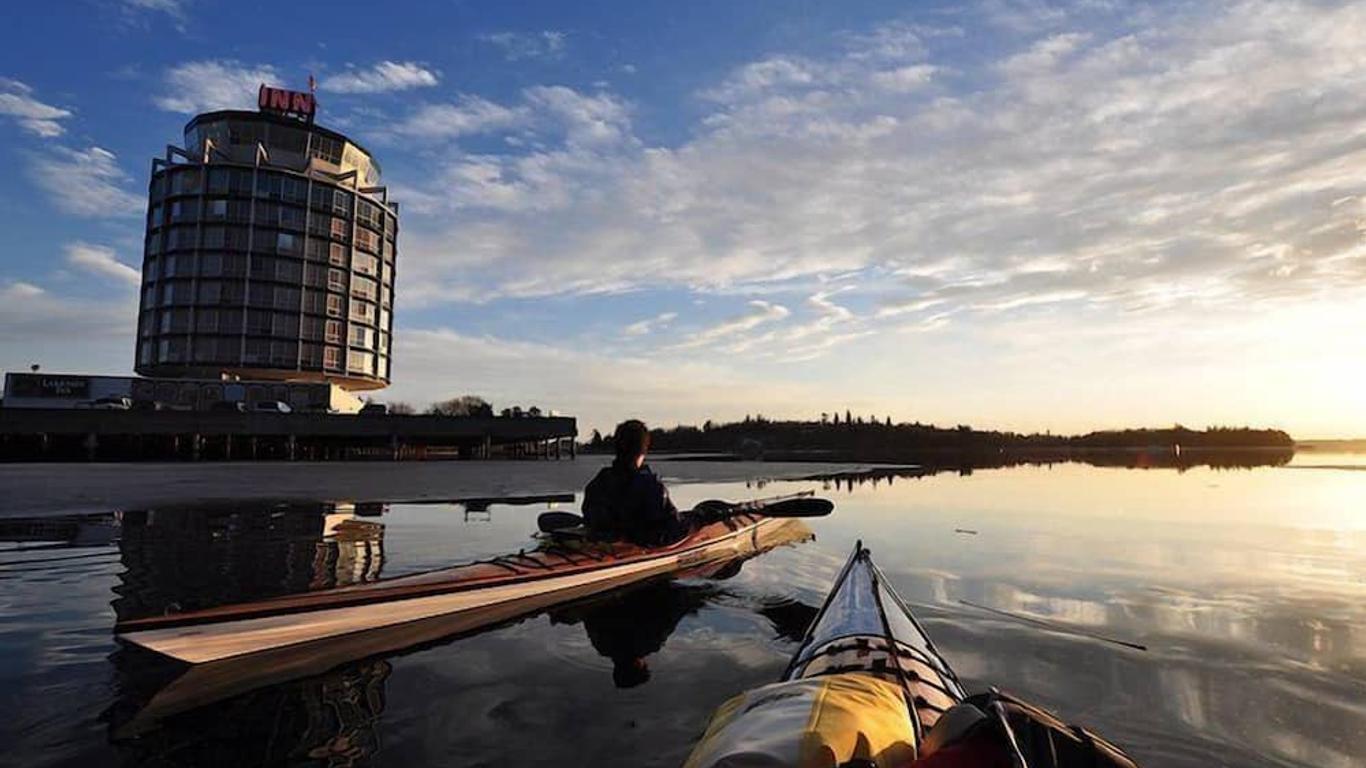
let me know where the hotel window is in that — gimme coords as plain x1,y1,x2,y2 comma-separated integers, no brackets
310,135,343,164
143,257,160,281
159,337,188,363
323,346,342,370
199,252,223,276
161,282,182,305
355,227,379,254
250,256,276,279
273,313,298,335
353,252,378,277
378,330,389,354
356,200,381,230
382,239,394,262
170,200,195,223
329,243,348,267
347,350,373,373
300,343,322,367
198,281,221,304
304,263,326,288
302,289,326,315
349,299,375,323
332,190,351,216
207,168,231,194
244,339,269,364
223,253,248,276
281,177,307,204
276,231,300,254
274,287,301,311
327,269,347,292
325,320,343,343
196,309,219,332
381,284,391,308
205,199,228,220
148,204,163,227
330,217,349,242
350,275,377,301
326,294,343,317
349,325,374,349
140,311,156,336
302,316,324,340
276,259,302,283
201,226,226,249
379,307,390,331
170,169,200,195
278,205,305,231
193,338,221,363
270,341,298,366
146,234,162,256
247,310,273,335
139,341,154,365
248,283,273,308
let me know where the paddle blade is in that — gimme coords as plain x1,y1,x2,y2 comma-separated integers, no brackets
538,511,586,533
761,497,834,517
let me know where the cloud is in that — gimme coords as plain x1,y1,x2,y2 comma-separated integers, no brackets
0,78,73,137
384,326,827,434
64,242,141,286
321,61,439,94
623,312,678,337
479,31,567,61
392,96,527,139
154,60,278,113
676,301,790,349
388,0,1366,333
27,146,143,218
0,279,137,375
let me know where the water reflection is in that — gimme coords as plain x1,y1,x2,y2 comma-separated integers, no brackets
1,463,1363,768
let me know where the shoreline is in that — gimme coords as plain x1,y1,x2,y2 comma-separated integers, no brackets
0,458,902,518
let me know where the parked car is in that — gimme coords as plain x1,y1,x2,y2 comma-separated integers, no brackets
251,400,293,414
359,402,388,416
208,400,247,413
80,396,132,410
131,399,168,412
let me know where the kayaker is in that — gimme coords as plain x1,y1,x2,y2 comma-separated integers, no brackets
582,419,686,545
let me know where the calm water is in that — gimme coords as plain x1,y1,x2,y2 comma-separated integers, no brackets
1,458,1363,767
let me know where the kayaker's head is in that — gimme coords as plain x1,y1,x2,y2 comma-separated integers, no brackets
613,419,651,469
612,657,651,688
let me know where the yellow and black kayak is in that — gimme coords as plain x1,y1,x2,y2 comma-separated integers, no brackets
685,542,1139,768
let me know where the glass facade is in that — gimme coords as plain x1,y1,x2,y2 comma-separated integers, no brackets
136,112,397,390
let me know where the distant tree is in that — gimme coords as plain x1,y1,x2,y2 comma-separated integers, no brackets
845,409,852,425
528,406,543,417
820,412,829,424
388,401,416,415
885,416,892,427
589,429,603,447
428,395,493,417
832,412,839,425
703,419,714,432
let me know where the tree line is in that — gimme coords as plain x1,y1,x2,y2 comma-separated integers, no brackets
584,415,1293,461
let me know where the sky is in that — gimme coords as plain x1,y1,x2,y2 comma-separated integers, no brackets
2,0,1365,438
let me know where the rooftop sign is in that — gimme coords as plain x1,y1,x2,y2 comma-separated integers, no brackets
258,84,316,123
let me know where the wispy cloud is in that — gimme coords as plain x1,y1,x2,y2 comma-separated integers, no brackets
154,60,277,113
321,61,439,94
676,301,790,349
0,78,72,138
392,96,528,140
479,30,567,61
28,146,143,218
623,311,678,337
64,242,141,286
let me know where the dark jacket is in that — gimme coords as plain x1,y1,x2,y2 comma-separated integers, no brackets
582,461,683,545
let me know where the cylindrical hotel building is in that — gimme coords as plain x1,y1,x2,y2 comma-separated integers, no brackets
136,103,397,390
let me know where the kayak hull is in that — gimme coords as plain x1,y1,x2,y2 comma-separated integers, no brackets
117,514,795,664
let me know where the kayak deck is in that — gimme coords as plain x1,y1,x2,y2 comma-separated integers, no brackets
117,513,780,664
785,542,966,739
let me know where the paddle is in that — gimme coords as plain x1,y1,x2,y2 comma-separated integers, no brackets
537,494,833,534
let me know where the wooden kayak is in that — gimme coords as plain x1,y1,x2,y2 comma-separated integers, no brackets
113,514,814,738
117,511,802,665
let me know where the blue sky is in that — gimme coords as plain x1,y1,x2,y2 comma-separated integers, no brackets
3,0,1365,437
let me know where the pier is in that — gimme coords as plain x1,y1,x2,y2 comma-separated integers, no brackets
0,408,576,462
